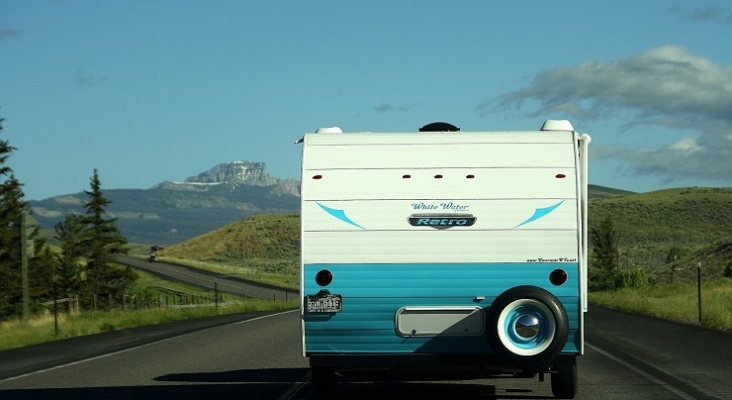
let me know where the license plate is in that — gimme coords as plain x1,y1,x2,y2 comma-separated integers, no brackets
306,293,342,313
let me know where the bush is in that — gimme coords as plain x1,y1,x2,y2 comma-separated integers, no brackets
99,322,116,332
618,267,651,289
589,267,651,291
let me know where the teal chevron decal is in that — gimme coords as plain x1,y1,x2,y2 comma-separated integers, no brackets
514,200,565,228
316,202,365,230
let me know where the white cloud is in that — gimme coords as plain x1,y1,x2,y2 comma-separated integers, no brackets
481,46,732,185
668,137,701,152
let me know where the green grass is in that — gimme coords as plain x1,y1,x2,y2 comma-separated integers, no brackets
0,297,298,351
0,264,299,351
132,268,215,295
141,257,299,290
589,279,732,331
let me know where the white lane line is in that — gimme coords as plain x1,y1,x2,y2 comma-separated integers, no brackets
279,372,310,400
585,342,697,400
0,309,299,384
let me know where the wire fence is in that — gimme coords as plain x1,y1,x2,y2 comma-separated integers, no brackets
53,292,229,314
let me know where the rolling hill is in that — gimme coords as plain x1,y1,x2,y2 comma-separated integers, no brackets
588,187,732,282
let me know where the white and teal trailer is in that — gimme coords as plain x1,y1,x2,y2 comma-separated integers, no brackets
299,121,591,399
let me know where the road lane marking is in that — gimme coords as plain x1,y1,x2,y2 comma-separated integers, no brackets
279,371,310,400
0,309,299,384
586,342,697,400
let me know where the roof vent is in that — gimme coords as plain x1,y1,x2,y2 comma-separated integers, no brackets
541,120,574,131
419,122,460,132
315,127,343,134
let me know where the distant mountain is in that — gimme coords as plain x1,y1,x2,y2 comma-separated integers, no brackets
29,161,300,246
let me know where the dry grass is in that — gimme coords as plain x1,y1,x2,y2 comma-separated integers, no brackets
0,298,297,351
589,279,732,330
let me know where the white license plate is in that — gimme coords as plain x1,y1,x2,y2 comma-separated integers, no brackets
306,294,342,313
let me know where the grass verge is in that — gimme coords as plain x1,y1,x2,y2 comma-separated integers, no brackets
589,279,732,331
1,266,299,351
148,256,299,290
0,298,298,351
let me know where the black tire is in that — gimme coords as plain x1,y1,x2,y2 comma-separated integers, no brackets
551,361,578,399
487,286,569,367
311,367,337,400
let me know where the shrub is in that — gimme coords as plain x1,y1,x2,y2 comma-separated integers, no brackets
99,322,116,332
589,267,651,291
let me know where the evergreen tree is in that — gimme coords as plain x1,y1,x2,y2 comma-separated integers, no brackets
590,215,619,272
78,169,135,304
0,175,27,318
28,239,56,310
54,214,86,296
0,116,37,318
588,215,622,291
0,116,14,177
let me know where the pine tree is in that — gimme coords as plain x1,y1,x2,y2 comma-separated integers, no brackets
588,215,622,291
78,169,134,305
0,116,14,177
54,214,86,296
590,215,619,272
0,117,32,318
0,176,27,318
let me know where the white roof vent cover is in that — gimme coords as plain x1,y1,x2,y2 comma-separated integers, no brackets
315,127,343,134
541,120,575,131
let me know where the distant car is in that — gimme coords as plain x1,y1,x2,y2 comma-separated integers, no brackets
149,255,157,262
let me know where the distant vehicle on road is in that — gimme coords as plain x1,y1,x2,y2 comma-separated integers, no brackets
148,245,163,262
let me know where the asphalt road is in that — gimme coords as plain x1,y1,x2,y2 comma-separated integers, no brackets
1,307,730,399
115,255,296,301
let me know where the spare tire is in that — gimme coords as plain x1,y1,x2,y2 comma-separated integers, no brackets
487,286,569,367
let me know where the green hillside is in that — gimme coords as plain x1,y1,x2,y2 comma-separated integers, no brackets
162,213,300,276
589,187,732,282
587,184,636,199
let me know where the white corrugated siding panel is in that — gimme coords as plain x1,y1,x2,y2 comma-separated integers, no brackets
301,168,577,201
303,131,575,170
304,142,575,170
300,129,581,265
302,230,579,264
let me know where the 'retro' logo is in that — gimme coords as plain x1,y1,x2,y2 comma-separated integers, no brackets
408,213,477,230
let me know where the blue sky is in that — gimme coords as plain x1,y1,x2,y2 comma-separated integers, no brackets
2,1,731,200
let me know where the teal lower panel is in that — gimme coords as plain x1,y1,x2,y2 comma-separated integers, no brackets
303,297,580,354
303,262,582,355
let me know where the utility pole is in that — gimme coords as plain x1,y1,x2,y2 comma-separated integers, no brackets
53,275,58,336
14,211,39,322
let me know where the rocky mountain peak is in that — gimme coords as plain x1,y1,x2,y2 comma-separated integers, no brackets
184,161,278,186
150,161,300,197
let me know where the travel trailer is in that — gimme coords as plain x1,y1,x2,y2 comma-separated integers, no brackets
299,121,591,399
